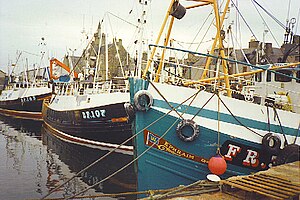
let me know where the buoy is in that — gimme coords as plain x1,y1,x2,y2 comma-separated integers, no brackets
208,155,227,175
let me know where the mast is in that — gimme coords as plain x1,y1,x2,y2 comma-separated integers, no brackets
136,0,148,78
105,27,109,80
142,0,176,79
142,0,231,96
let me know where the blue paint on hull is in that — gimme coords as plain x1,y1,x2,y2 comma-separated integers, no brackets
135,107,257,192
129,78,299,194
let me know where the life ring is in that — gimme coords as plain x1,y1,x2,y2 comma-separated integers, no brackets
262,133,281,155
124,102,135,121
133,90,153,111
176,119,200,142
274,144,300,165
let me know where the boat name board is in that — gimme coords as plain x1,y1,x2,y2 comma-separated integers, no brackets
81,109,106,119
144,130,272,170
20,96,37,103
221,140,271,170
143,129,209,164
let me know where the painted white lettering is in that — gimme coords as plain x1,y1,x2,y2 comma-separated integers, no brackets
90,110,95,118
243,149,259,167
224,144,242,161
100,110,106,117
82,112,86,119
85,111,90,119
95,110,100,118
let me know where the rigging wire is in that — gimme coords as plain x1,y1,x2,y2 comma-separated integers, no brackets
286,0,292,25
251,1,281,48
251,0,286,29
65,83,210,199
296,8,300,34
218,95,263,137
40,85,204,199
230,0,258,41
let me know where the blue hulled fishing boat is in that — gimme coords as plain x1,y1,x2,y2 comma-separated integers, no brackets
129,0,300,193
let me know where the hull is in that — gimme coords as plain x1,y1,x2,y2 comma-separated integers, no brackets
41,125,136,197
42,92,133,145
130,78,300,192
0,90,52,121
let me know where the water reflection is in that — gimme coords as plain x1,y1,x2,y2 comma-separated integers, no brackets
0,115,136,199
41,124,137,199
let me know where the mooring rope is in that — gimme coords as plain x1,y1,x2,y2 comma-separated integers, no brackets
30,181,219,200
144,180,219,200
66,84,209,199
65,82,213,199
147,78,185,119
66,116,182,200
41,86,204,199
217,94,263,137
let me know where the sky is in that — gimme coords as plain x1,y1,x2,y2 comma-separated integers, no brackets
0,0,299,73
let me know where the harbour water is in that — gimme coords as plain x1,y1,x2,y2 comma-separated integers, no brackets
0,116,136,200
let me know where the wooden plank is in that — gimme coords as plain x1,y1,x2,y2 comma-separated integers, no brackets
222,180,284,200
234,179,289,199
256,173,300,186
243,177,296,196
249,175,300,192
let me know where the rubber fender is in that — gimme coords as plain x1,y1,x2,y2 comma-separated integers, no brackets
133,90,153,111
176,119,200,142
262,132,281,155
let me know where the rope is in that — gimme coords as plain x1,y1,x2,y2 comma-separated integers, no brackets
31,181,219,200
66,117,182,200
41,86,204,199
272,107,288,146
266,105,271,133
230,0,258,41
251,0,286,29
144,180,219,200
217,95,263,137
147,79,184,120
66,82,211,199
217,92,221,153
293,122,300,144
191,93,216,120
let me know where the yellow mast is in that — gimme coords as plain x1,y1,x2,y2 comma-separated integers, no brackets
154,17,175,82
143,0,232,94
200,0,230,80
142,0,176,79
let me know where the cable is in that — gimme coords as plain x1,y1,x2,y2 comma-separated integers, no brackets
41,84,204,199
230,0,258,41
218,94,263,137
251,0,286,29
272,107,288,146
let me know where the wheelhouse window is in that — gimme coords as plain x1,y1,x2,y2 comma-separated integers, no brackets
275,70,292,82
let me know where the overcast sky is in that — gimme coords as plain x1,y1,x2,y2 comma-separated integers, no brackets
0,0,299,73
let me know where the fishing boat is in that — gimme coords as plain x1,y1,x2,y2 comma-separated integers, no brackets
0,53,52,121
129,0,300,193
42,22,133,145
